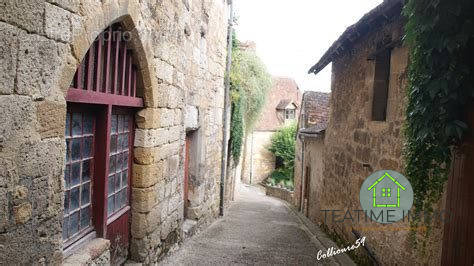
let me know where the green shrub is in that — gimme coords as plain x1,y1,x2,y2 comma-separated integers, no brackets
267,123,297,190
268,122,297,171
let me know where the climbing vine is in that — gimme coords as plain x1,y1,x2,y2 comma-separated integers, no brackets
230,91,244,162
403,0,474,228
229,35,272,163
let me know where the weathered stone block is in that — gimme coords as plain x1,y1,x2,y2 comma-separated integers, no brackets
133,161,165,188
131,211,148,239
0,0,44,34
134,128,168,148
168,126,182,143
166,155,180,178
166,86,185,109
167,193,182,214
134,141,181,166
36,100,66,139
64,238,110,265
155,59,174,84
189,185,205,207
45,3,72,42
136,108,176,129
13,186,28,201
16,33,69,99
132,186,158,213
46,0,80,13
13,202,32,224
186,206,202,220
184,105,199,130
134,147,155,165
0,22,22,95
146,204,162,234
16,139,64,179
0,96,37,150
160,217,173,239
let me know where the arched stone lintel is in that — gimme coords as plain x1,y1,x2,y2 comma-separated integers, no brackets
58,0,158,107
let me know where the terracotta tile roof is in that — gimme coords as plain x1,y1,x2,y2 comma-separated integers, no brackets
275,99,293,110
254,77,302,131
298,91,330,135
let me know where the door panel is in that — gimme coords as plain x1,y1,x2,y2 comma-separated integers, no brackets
441,106,474,265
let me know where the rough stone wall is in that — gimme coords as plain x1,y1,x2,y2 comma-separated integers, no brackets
241,131,275,185
294,137,324,219
264,185,294,204
0,0,229,264
317,17,443,265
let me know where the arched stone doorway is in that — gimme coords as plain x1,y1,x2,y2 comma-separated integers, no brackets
63,21,151,263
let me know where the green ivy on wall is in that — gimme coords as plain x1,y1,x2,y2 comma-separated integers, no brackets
403,0,474,235
229,34,272,163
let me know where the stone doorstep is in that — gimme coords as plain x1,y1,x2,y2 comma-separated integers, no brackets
64,237,111,265
281,201,357,266
182,219,198,239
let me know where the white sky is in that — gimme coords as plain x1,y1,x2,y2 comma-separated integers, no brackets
234,0,383,92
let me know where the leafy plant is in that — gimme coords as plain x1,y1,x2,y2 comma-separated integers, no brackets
229,35,272,163
230,91,245,162
267,123,297,190
268,122,297,170
403,0,474,249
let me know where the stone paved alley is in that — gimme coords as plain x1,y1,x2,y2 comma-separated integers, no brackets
159,186,355,265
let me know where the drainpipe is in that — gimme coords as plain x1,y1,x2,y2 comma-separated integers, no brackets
219,0,234,217
299,135,306,212
299,112,306,212
249,131,254,185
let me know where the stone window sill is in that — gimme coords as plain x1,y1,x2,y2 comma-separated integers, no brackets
64,234,110,265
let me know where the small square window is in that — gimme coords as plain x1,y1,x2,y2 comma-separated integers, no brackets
285,109,295,120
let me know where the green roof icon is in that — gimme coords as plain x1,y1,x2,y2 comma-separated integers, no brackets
367,172,406,208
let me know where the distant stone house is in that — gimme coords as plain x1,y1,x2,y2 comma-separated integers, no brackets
293,91,329,217
241,77,302,185
0,0,233,264
305,1,474,264
307,0,444,265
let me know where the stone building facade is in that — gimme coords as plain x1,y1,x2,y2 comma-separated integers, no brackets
0,0,231,264
307,1,443,265
240,77,302,185
293,91,329,216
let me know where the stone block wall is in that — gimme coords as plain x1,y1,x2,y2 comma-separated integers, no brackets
0,0,230,264
241,131,275,185
264,185,294,205
316,17,444,265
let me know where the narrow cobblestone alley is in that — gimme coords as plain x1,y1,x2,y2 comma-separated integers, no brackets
159,186,354,265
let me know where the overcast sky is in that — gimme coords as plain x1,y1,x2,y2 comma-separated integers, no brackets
234,0,382,92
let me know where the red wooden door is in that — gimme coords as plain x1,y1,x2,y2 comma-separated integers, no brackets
184,135,191,218
441,106,474,265
304,166,311,217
